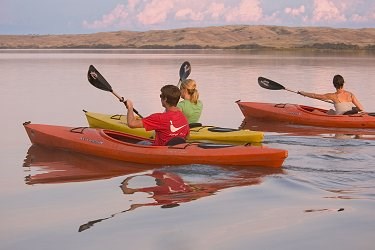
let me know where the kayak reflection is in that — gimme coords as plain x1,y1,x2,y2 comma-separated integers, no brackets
241,118,375,140
23,145,156,185
78,165,283,232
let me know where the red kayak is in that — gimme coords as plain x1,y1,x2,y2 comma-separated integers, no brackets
23,122,287,167
237,101,375,128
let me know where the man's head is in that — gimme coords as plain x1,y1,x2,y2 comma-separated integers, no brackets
160,85,181,107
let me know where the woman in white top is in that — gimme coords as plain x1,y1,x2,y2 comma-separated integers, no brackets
298,75,364,115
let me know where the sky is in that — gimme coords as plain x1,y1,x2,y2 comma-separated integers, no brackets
1,0,375,35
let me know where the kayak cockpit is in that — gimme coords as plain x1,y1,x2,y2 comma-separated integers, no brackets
298,105,329,114
101,129,237,149
299,105,366,116
102,130,151,144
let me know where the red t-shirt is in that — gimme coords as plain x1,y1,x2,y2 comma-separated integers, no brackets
142,110,189,146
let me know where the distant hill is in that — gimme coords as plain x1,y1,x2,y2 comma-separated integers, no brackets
1,25,374,50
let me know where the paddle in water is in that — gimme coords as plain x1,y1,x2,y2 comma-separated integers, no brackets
177,61,191,87
258,76,333,104
87,65,143,118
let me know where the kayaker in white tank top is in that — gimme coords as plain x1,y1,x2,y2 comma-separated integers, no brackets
298,74,364,115
334,92,355,115
334,102,355,115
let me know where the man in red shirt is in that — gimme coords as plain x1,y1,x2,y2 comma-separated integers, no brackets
126,85,189,146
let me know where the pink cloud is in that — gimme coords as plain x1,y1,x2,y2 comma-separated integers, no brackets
226,0,263,22
207,3,226,19
285,6,305,17
137,0,174,25
83,4,128,29
82,0,375,31
312,0,346,23
359,3,375,23
127,0,140,11
350,14,368,23
175,8,204,21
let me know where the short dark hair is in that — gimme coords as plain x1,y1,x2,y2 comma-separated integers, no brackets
333,75,344,89
160,85,181,106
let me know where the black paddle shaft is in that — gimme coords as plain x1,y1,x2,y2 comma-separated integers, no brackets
258,76,333,104
87,65,143,118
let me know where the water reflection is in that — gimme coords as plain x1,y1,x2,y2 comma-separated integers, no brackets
22,145,283,232
23,145,156,184
78,165,283,232
241,118,375,140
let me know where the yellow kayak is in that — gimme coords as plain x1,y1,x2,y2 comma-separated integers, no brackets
83,110,264,143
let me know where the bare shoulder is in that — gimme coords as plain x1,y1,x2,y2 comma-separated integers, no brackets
344,90,356,99
323,92,337,100
345,90,354,96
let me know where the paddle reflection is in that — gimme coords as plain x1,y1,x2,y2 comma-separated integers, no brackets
23,145,156,185
241,118,375,140
78,165,283,232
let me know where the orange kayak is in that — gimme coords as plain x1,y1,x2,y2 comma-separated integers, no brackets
237,101,375,128
23,122,287,167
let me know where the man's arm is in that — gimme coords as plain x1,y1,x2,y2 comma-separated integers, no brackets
126,99,144,128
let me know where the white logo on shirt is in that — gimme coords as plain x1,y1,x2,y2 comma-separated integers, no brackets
170,120,187,133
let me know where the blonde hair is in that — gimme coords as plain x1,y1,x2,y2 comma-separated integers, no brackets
180,79,199,104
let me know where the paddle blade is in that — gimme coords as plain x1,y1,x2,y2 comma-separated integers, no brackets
179,61,191,81
258,77,285,90
87,65,113,92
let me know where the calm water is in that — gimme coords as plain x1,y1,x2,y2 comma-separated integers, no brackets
1,49,375,250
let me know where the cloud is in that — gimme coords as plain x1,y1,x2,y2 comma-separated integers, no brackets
83,4,129,29
206,2,226,20
349,1,375,24
350,13,367,23
82,0,375,31
175,8,204,21
284,5,305,17
137,0,174,25
127,0,140,11
225,0,263,22
312,0,346,23
83,0,264,30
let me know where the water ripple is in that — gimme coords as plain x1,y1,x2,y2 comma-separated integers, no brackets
283,163,375,200
265,135,375,147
